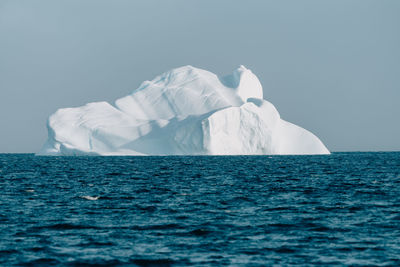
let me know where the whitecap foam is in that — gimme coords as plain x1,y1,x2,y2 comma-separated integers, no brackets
80,195,100,201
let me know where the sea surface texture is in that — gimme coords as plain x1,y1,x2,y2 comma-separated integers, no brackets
0,153,399,266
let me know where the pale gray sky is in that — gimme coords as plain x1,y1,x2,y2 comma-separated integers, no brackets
0,0,399,153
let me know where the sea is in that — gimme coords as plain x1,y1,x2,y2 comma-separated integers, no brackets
0,152,399,266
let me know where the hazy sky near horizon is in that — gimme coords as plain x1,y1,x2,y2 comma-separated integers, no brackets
1,0,399,153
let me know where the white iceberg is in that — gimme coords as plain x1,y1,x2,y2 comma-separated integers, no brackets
38,65,330,155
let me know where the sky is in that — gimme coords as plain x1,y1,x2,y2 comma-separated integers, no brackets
0,0,399,153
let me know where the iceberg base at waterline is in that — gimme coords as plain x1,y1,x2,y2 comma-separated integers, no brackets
38,65,330,156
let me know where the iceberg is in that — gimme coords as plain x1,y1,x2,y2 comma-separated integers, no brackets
38,65,330,155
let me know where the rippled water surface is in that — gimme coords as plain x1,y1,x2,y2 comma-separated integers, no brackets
1,153,400,266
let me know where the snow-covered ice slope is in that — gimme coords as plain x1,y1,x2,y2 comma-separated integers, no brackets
38,65,329,155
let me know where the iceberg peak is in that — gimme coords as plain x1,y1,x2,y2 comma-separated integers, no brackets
38,65,329,156
219,65,263,102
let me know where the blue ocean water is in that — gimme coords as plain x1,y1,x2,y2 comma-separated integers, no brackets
0,153,399,266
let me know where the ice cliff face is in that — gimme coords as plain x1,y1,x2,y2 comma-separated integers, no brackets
38,65,330,155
